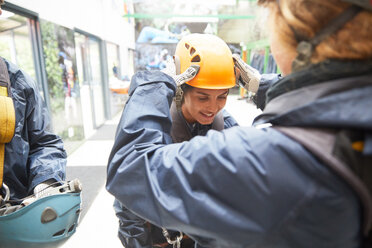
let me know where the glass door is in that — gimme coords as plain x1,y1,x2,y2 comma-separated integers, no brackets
74,33,105,138
88,38,105,127
106,42,127,116
0,10,38,88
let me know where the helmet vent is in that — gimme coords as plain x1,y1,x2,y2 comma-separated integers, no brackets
68,224,76,233
53,229,65,237
190,47,196,56
185,43,190,49
191,55,200,62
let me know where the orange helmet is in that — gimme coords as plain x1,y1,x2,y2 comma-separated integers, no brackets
174,34,236,89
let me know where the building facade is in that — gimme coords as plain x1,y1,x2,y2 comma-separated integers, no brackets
0,0,135,154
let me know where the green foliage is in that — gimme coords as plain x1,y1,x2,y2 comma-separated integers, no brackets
40,21,64,113
0,37,12,61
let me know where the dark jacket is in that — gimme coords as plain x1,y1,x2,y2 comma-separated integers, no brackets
1,58,66,200
114,91,238,248
107,59,371,247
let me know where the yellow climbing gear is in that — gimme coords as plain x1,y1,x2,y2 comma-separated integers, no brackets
0,58,16,188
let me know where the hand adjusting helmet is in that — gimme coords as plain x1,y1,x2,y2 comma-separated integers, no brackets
0,179,82,248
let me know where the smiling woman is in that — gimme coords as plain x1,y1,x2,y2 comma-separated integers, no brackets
181,85,229,125
113,34,240,248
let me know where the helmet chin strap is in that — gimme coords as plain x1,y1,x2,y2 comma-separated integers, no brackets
275,0,362,72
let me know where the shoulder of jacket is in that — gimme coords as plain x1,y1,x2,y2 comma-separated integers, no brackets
4,59,37,92
221,109,239,128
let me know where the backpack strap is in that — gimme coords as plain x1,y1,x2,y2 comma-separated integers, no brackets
0,58,16,189
274,127,372,238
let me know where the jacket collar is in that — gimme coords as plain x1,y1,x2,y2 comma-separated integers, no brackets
266,59,372,103
254,59,372,130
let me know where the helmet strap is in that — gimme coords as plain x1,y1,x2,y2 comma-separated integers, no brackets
175,86,183,110
291,4,362,72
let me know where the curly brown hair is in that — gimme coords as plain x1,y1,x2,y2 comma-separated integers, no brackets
259,0,372,62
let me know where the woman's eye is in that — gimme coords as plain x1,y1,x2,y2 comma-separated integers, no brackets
198,98,208,101
218,96,227,100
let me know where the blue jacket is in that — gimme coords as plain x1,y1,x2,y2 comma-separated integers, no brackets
114,99,239,248
107,59,371,247
2,58,66,200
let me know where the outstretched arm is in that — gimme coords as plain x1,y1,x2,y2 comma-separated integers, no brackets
23,72,66,193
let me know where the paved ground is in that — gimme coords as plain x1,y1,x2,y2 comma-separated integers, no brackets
61,94,262,248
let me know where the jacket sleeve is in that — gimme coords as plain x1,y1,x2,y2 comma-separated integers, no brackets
106,70,323,246
22,71,67,192
253,73,281,111
113,199,153,248
222,109,239,128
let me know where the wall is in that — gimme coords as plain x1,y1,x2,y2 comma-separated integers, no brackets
6,0,135,74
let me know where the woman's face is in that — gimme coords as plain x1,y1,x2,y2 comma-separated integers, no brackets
181,87,229,125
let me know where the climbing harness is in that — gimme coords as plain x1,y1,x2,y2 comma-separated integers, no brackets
162,228,183,248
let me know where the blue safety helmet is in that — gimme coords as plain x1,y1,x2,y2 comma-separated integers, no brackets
0,192,81,248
